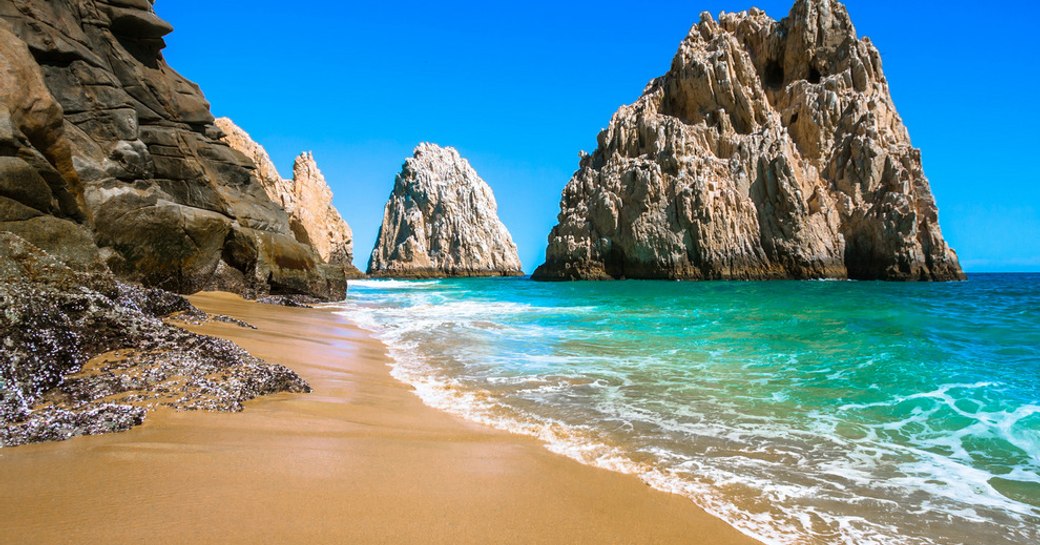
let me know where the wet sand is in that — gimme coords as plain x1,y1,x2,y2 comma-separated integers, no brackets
0,292,761,545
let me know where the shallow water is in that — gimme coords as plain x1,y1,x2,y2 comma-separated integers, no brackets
335,274,1040,545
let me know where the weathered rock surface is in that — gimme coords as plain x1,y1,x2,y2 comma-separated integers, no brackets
368,143,523,278
533,0,963,281
0,232,310,447
215,117,363,278
0,20,101,273
0,0,344,299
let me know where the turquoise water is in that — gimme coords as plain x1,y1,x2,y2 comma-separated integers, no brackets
336,275,1040,545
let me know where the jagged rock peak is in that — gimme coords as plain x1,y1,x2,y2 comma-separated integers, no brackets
214,118,362,278
368,143,524,278
289,150,361,274
533,0,963,281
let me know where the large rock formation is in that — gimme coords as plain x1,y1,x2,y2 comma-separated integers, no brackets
215,117,363,278
533,0,963,281
0,0,345,299
368,143,523,278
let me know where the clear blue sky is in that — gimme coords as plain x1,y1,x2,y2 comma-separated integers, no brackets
157,0,1039,273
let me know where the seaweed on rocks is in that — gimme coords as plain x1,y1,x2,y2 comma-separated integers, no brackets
0,233,310,447
255,295,324,308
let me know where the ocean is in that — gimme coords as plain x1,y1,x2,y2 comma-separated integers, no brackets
334,274,1040,545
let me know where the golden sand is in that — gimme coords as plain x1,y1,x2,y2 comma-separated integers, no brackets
0,292,760,544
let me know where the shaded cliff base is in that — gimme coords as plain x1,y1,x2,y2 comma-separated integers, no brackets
532,257,963,282
0,292,760,545
0,233,309,447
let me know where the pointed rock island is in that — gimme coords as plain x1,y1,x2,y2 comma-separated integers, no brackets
533,0,963,281
368,143,523,278
216,118,364,278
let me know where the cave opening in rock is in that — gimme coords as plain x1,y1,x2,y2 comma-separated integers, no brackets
763,60,784,89
113,34,163,69
808,66,822,84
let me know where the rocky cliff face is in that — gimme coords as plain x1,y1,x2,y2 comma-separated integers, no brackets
215,118,363,278
368,143,523,278
533,0,963,281
0,0,345,299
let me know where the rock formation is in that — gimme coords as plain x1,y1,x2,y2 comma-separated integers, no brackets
0,232,310,447
368,143,523,278
0,19,100,273
215,117,363,278
533,0,963,281
0,0,345,299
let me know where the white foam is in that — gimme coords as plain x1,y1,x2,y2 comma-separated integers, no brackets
348,279,443,289
340,312,889,544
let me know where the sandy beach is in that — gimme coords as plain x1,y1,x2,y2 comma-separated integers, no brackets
0,292,759,545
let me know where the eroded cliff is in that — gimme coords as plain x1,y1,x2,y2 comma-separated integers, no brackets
533,0,963,281
0,0,345,299
216,118,363,278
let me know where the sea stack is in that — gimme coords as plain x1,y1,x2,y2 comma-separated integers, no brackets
216,118,364,278
533,0,963,281
368,143,523,278
0,0,345,300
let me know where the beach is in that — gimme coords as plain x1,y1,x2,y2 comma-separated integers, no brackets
0,292,759,545
0,1,1034,544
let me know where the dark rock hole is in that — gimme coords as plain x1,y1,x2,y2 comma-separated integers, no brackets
113,34,163,69
763,60,784,89
28,47,82,68
808,66,822,84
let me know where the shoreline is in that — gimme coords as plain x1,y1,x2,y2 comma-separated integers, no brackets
0,291,760,545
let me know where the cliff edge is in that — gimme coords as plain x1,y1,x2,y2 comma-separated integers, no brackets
216,118,364,279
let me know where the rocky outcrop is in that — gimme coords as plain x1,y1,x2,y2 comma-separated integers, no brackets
368,143,523,278
0,20,102,273
0,232,310,447
215,117,363,278
0,0,345,299
533,0,963,281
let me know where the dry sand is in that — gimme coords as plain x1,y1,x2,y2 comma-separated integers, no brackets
0,292,761,545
